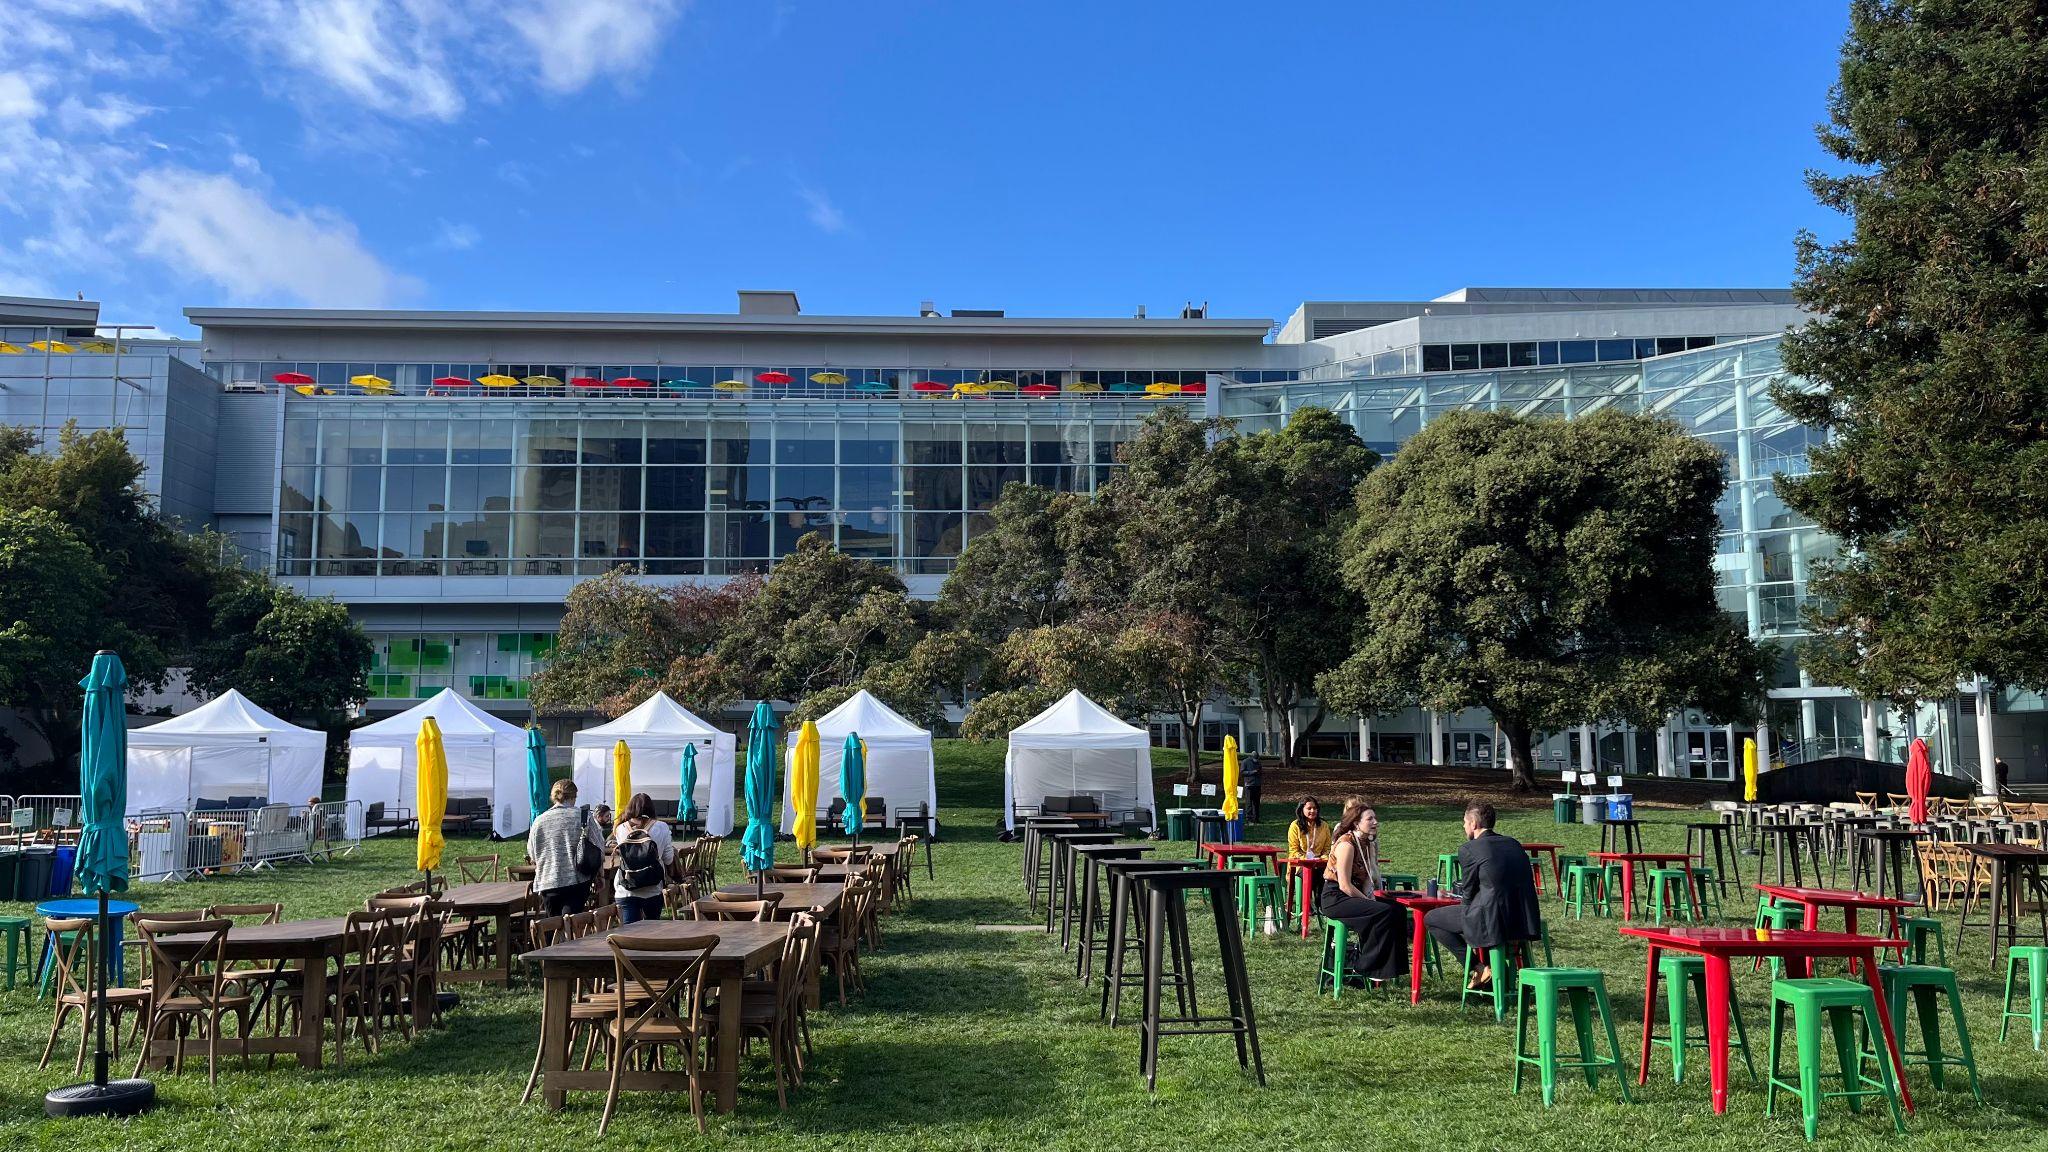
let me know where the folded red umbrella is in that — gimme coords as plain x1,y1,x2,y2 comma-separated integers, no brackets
569,376,605,388
432,375,473,388
1906,737,1932,825
755,371,794,385
274,371,314,385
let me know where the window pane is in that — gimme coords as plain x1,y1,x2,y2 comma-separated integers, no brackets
646,467,706,511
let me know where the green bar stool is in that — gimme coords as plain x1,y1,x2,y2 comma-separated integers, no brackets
0,915,31,991
1756,889,1782,927
1556,852,1590,878
1236,871,1285,937
1511,967,1634,1107
1876,964,1981,1098
1437,854,1462,889
1998,944,2048,1050
1602,862,1633,917
1316,916,1351,999
1765,977,1907,1142
1757,904,1802,977
1901,916,1946,966
1565,864,1609,920
1649,954,1756,1084
1463,941,1533,1020
1647,868,1697,925
1688,866,1723,919
1380,872,1420,891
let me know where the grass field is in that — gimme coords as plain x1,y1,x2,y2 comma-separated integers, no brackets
2,740,2045,1150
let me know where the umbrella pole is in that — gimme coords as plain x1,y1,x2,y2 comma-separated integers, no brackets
93,888,108,1087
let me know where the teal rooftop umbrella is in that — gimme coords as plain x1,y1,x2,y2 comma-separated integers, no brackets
840,731,867,846
740,701,779,891
677,742,700,828
45,650,155,1118
525,725,549,826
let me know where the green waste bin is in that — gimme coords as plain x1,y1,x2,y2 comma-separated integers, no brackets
1165,809,1193,842
1552,794,1574,824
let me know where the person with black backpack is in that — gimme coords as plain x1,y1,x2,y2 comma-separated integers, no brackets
527,778,607,916
612,791,676,923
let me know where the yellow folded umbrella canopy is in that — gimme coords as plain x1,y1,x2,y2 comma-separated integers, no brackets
1221,734,1241,822
613,739,632,809
0,342,21,353
522,374,564,388
30,340,75,353
350,374,394,393
792,721,821,854
809,371,849,385
416,717,448,874
477,373,519,388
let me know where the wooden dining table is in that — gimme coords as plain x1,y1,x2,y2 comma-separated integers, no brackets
715,882,843,919
442,880,534,987
522,919,790,1114
140,916,359,1070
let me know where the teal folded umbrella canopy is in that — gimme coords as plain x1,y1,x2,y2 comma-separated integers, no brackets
741,701,779,874
76,651,129,896
526,725,549,825
677,742,700,824
840,731,866,837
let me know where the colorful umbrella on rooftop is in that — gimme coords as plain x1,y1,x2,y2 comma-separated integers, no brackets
478,374,519,389
756,371,794,385
416,717,448,879
570,376,605,389
522,375,564,388
1906,737,1932,825
350,374,394,393
526,725,550,826
0,342,21,353
911,380,948,394
792,721,820,856
274,371,314,385
715,379,749,392
677,743,700,826
611,377,651,389
31,340,76,353
809,371,848,385
741,701,779,883
80,340,118,353
292,385,332,397
661,377,705,390
432,375,473,389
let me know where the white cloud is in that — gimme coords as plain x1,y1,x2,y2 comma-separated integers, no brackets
0,72,43,119
131,168,418,306
505,0,682,94
55,92,154,133
239,0,467,121
430,218,479,251
797,185,846,234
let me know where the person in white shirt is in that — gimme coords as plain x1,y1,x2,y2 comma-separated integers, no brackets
612,791,677,923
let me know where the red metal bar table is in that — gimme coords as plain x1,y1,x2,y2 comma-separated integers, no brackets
1279,857,1327,938
1378,890,1458,1004
1200,842,1281,874
1590,851,1695,921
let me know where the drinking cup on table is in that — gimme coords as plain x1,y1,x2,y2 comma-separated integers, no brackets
1426,878,1439,898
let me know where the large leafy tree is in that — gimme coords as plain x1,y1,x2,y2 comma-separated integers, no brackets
721,532,922,706
1320,410,1772,790
1776,0,2048,703
530,568,754,718
187,580,373,730
0,508,107,770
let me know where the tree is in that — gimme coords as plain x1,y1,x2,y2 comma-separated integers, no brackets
0,508,107,771
1775,0,2048,705
718,533,922,704
187,580,373,729
1215,407,1378,768
1319,409,1772,790
529,568,753,718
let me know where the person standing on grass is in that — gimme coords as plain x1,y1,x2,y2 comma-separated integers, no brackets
527,778,605,916
1317,798,1407,984
1241,752,1263,823
1423,800,1541,989
612,791,675,923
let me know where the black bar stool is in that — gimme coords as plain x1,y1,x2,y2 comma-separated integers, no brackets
1046,830,1122,940
1099,860,1209,1020
1135,869,1265,1090
1068,843,1151,958
1075,851,1168,984
1600,819,1644,854
1684,821,1741,894
1756,824,1818,888
1021,818,1078,910
1858,828,1925,902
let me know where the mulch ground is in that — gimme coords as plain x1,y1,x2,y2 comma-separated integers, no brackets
1253,757,1730,811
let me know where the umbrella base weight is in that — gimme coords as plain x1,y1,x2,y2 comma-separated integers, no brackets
45,1079,156,1118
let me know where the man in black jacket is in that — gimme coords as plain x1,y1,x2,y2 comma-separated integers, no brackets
1423,800,1543,988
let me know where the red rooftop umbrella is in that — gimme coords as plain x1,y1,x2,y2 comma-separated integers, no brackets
432,375,473,388
1906,737,1932,825
1021,383,1058,397
611,377,651,389
755,371,794,385
569,376,605,389
910,380,948,393
274,371,314,385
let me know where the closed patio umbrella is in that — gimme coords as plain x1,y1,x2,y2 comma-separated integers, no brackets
526,725,550,825
840,731,867,847
792,721,820,857
677,743,700,827
44,651,156,1117
1742,737,1759,803
1221,734,1241,841
1907,737,1932,825
416,717,448,882
741,701,779,890
612,739,632,811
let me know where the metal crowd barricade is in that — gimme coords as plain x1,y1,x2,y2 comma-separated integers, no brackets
309,800,360,859
117,800,362,882
128,809,190,882
16,793,84,840
244,803,312,868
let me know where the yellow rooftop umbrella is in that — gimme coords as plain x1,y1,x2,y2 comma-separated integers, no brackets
30,339,75,353
1221,734,1241,826
292,384,334,396
0,342,21,353
809,371,849,385
1065,381,1101,393
714,379,748,392
350,374,393,393
79,339,118,353
522,374,563,389
1147,381,1182,396
416,717,448,877
477,373,519,389
791,720,820,855
983,379,1017,392
954,381,989,396
613,739,632,809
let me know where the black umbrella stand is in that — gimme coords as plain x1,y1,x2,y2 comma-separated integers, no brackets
45,887,156,1118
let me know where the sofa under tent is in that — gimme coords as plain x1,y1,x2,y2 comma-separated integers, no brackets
345,689,529,840
1003,689,1158,832
781,689,938,836
125,689,326,816
570,692,737,836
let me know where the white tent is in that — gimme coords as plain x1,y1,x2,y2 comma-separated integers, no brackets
1003,690,1157,831
346,690,528,840
126,689,327,816
782,690,937,834
571,693,737,836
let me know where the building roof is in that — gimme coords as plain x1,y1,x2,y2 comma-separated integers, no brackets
183,306,1275,341
0,294,100,329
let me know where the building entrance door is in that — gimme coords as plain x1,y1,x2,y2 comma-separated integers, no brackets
1675,729,1734,781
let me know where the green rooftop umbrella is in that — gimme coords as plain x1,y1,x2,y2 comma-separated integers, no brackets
840,731,867,846
526,725,549,826
45,650,155,1118
677,742,700,827
740,702,779,890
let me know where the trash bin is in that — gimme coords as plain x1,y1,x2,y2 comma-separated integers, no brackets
1165,809,1193,842
50,845,76,895
0,850,19,901
1604,794,1635,822
1579,794,1606,826
1552,794,1574,823
14,848,54,901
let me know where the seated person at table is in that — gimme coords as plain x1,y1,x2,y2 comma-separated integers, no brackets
1424,801,1542,989
1287,797,1333,860
1318,798,1408,984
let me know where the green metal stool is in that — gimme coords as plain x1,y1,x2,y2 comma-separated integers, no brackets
1227,857,1265,872
1564,864,1609,920
1511,967,1634,1107
1602,862,1633,917
1556,852,1590,877
1463,940,1533,1020
1689,866,1723,919
1380,872,1420,891
0,915,31,991
1649,954,1756,1084
1756,889,1782,927
1757,903,1802,977
1901,916,1946,966
1875,964,1981,1098
1998,944,2048,1050
1765,977,1907,1142
1316,916,1352,999
1437,854,1463,889
1648,868,1696,925
1236,871,1285,937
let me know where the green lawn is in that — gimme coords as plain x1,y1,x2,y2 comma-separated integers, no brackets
2,740,2045,1149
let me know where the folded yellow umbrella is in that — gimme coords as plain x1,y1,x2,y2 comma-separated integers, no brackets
416,717,448,875
792,721,820,854
1221,734,1241,823
613,739,632,809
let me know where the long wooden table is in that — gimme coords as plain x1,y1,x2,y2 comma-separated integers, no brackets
142,916,356,1070
715,882,843,919
443,880,533,986
522,920,790,1114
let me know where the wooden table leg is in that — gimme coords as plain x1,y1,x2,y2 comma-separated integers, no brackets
1702,952,1734,1113
540,973,571,1110
1636,943,1661,1085
493,910,513,986
298,956,328,1069
1857,946,1914,1113
714,970,743,1112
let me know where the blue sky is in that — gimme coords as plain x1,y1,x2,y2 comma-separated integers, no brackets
0,2,1850,335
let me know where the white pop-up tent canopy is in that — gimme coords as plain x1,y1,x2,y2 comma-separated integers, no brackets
126,689,327,816
1003,689,1157,831
782,690,937,834
346,689,528,839
571,693,737,836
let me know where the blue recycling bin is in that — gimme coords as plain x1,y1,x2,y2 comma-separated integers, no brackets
1604,794,1634,821
49,845,76,896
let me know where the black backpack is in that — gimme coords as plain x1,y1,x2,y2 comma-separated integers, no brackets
616,827,664,890
575,806,604,880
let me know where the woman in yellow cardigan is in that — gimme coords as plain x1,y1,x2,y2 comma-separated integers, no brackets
1287,797,1333,859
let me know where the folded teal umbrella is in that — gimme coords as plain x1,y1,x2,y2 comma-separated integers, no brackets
840,731,867,844
741,701,779,881
526,725,549,825
677,742,700,826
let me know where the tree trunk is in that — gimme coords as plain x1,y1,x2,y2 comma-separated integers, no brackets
1501,717,1539,792
1292,702,1327,763
1181,699,1205,785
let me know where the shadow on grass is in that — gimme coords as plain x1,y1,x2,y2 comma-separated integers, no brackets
793,1036,1063,1131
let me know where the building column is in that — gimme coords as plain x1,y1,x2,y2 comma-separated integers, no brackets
1862,701,1881,762
1623,725,1639,777
1357,715,1372,764
1976,681,1998,798
1578,723,1595,779
1429,711,1445,767
1756,715,1772,772
1655,714,1675,778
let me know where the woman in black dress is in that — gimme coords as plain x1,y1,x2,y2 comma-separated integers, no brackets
1318,797,1408,983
